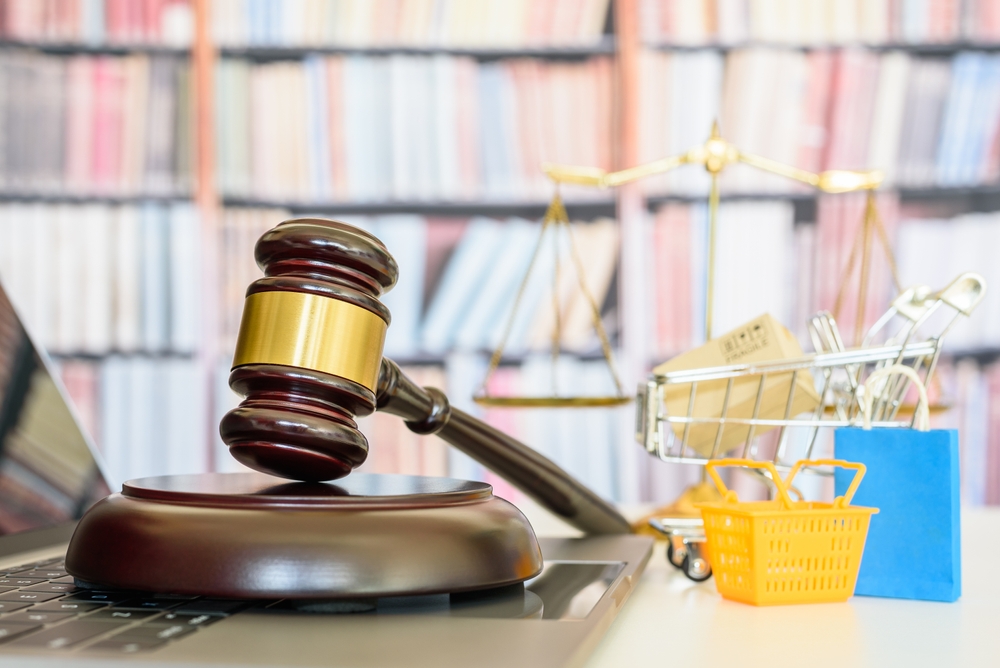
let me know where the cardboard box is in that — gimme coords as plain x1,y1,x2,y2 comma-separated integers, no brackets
652,314,821,457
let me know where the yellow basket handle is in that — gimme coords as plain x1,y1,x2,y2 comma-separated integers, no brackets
705,459,795,509
785,459,867,509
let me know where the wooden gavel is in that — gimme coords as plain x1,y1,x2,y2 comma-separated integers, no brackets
219,218,631,535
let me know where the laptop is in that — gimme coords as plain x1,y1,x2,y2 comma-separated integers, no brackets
0,278,652,667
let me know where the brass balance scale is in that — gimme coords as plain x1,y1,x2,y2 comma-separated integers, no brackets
475,121,893,407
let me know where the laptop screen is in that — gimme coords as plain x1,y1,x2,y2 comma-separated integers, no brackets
0,282,110,536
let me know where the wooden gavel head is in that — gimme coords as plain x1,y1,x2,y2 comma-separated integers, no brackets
220,218,398,481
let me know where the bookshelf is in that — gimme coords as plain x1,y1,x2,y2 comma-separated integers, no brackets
3,0,1000,505
0,40,189,55
217,39,618,60
648,42,1000,54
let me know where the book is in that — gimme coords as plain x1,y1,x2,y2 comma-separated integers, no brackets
0,202,199,356
421,217,504,354
0,50,190,196
215,54,614,203
896,211,1000,351
375,215,428,358
640,0,992,45
209,0,610,48
0,0,194,46
113,206,141,352
81,204,113,353
453,217,535,352
639,46,1000,193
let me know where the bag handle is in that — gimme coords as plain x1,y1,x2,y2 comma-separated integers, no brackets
705,459,795,509
859,364,930,432
785,459,867,509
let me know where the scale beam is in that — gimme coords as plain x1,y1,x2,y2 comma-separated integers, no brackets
541,123,884,341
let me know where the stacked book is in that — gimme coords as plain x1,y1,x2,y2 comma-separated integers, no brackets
0,0,194,46
0,202,201,356
212,0,610,48
647,193,1000,359
0,50,193,196
935,358,1000,506
59,357,207,489
639,47,1000,193
217,206,289,354
649,200,797,358
218,211,621,361
895,209,1000,351
640,0,1000,45
214,55,612,202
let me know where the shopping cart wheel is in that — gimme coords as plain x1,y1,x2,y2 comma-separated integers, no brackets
681,546,712,582
666,539,686,569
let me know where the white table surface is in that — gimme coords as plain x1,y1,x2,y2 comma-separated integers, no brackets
523,502,1000,668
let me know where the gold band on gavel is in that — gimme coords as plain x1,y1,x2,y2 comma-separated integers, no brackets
232,291,387,392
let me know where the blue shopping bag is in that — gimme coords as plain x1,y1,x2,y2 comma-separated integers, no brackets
833,366,960,602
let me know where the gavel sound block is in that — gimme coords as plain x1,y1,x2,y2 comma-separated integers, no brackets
66,219,630,599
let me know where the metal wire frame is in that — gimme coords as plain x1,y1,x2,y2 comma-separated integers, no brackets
635,273,986,473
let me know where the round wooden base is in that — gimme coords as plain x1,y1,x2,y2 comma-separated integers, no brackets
66,473,542,599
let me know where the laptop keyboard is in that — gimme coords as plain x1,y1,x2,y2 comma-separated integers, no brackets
0,556,248,654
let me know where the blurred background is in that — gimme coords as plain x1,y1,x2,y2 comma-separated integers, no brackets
0,0,999,507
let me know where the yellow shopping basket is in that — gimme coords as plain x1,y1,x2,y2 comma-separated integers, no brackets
698,459,878,606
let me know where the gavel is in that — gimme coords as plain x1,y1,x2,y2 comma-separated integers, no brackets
219,218,630,535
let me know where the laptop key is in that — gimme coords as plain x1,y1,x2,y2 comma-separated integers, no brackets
0,622,42,643
0,577,48,586
87,609,160,622
2,610,78,625
49,576,76,584
172,599,249,615
153,612,223,628
0,586,19,594
0,591,64,603
10,620,126,649
32,600,107,613
21,582,78,594
112,598,184,611
115,623,196,642
10,569,68,579
63,591,133,603
0,601,33,613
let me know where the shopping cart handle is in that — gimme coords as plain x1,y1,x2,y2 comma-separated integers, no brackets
935,272,986,316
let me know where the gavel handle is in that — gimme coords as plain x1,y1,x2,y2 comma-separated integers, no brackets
376,359,632,535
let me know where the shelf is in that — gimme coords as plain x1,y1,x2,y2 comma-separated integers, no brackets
50,351,197,362
0,39,189,56
8,184,998,221
943,347,1000,364
222,197,618,219
0,192,192,205
647,183,1000,202
647,41,1000,55
225,184,1000,223
218,37,616,61
647,184,1000,223
0,38,617,61
393,349,616,367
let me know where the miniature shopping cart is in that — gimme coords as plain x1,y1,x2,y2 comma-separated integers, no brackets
638,272,985,581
